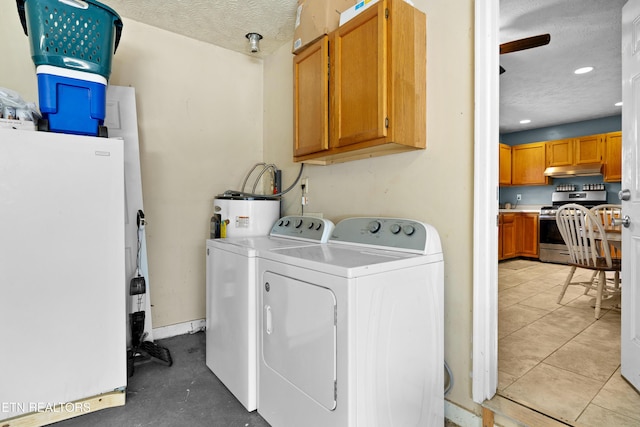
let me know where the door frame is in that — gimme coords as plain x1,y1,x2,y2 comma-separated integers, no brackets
472,0,499,403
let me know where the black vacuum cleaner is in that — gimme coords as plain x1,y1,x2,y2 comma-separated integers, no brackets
128,210,172,377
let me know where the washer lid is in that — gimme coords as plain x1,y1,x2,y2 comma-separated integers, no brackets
260,243,442,279
207,236,323,255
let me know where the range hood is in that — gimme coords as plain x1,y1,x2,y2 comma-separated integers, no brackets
543,163,603,178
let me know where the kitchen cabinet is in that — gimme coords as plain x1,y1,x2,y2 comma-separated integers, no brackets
603,131,622,182
500,213,517,260
546,138,574,167
546,135,602,167
516,213,539,258
511,142,548,186
293,0,426,164
575,134,603,164
499,143,512,186
499,212,539,260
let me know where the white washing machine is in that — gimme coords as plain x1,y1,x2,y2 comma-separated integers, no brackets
205,216,334,411
257,217,444,427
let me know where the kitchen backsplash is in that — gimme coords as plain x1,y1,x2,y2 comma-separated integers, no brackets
499,177,621,206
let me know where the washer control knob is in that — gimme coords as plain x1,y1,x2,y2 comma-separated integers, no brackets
315,223,323,230
307,221,315,229
368,220,382,234
283,219,290,227
403,225,415,236
295,219,303,228
277,220,284,226
390,224,402,234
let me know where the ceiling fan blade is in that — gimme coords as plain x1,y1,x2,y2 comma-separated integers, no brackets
500,34,550,55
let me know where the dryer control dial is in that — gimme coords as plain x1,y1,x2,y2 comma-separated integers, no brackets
390,224,402,234
403,225,415,236
368,220,382,234
295,219,303,228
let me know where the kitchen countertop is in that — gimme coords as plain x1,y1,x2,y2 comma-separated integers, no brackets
498,204,543,213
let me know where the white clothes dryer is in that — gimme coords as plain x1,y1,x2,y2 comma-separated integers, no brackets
257,217,444,427
205,216,334,411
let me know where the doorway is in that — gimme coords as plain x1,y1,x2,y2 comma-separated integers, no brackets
472,0,640,424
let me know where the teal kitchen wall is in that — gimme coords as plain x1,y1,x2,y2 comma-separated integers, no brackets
499,115,622,206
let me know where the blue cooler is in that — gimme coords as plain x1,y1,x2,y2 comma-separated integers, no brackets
17,0,122,136
37,65,107,136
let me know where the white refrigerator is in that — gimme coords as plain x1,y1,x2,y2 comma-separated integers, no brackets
0,128,126,421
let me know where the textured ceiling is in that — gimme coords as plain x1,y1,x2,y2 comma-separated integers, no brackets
101,0,298,58
500,0,626,134
101,1,624,134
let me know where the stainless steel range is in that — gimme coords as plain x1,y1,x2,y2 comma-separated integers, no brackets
538,190,607,264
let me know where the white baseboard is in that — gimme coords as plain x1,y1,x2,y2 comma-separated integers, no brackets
445,400,482,427
152,318,206,341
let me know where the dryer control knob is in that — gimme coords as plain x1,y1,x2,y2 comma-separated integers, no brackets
315,223,323,230
368,220,382,234
283,219,290,226
295,219,303,228
390,224,402,234
403,225,415,236
307,222,315,229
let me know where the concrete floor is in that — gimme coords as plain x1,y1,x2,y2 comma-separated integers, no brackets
53,332,270,427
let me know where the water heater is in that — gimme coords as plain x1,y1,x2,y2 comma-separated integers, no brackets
213,194,280,238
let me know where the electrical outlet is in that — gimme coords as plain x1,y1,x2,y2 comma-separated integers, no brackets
516,194,522,201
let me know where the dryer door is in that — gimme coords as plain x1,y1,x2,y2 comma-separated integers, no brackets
262,272,337,410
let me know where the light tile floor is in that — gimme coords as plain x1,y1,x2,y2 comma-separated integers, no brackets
498,259,640,426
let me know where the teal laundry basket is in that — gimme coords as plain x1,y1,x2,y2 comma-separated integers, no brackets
17,0,123,80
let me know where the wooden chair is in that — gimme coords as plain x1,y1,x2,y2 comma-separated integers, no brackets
590,204,623,260
555,204,621,319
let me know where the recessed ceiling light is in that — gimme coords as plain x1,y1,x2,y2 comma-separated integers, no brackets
574,66,594,74
615,101,623,107
520,119,531,124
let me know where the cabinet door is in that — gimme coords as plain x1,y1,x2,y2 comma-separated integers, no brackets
294,36,330,157
502,213,517,259
519,213,539,258
332,1,387,148
512,142,548,185
575,134,603,164
499,143,512,186
603,131,622,182
547,138,574,167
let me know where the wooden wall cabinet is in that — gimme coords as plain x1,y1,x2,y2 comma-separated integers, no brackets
293,37,330,157
575,134,603,164
511,142,549,186
499,143,512,186
603,131,622,182
546,135,602,167
546,138,574,167
293,0,426,165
